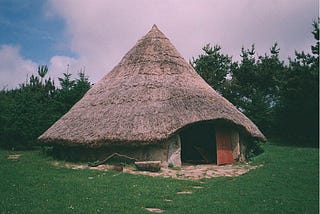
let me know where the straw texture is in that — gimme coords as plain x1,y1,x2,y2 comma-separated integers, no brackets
38,25,266,147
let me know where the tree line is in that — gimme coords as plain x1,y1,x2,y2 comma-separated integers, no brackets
0,66,91,149
192,19,319,146
0,20,318,149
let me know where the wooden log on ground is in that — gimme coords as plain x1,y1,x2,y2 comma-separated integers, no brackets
134,161,161,172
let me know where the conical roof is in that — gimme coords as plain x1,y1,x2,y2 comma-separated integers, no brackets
39,25,266,147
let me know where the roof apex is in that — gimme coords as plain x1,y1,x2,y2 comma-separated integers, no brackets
143,24,167,39
151,24,158,30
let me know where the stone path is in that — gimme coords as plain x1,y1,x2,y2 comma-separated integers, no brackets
7,154,259,180
55,161,260,180
121,164,260,180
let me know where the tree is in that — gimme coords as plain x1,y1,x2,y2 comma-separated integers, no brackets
56,69,91,114
225,44,285,134
227,44,257,111
0,68,58,149
311,18,319,56
0,65,91,149
277,19,319,144
192,42,286,135
191,44,237,96
38,65,48,84
58,72,75,91
73,68,91,101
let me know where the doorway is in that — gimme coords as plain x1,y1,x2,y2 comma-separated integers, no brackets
180,123,216,164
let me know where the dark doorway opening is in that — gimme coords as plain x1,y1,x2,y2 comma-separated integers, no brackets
180,123,216,164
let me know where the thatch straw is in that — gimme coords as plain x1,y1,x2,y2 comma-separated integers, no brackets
38,25,266,147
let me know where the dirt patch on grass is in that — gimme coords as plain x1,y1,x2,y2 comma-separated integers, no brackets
53,161,261,180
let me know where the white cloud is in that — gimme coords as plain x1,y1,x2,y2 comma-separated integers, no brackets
0,45,37,89
47,0,318,83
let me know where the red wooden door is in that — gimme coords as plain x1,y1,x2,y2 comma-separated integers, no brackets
215,127,234,165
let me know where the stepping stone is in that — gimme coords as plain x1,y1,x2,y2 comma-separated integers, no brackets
192,186,204,189
145,208,164,213
176,190,192,194
8,154,21,159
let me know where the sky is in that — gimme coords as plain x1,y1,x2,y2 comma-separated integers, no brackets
0,0,318,89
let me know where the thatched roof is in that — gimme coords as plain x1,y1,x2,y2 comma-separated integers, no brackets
39,25,266,147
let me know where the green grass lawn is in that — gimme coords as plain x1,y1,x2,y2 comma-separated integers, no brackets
0,141,318,213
